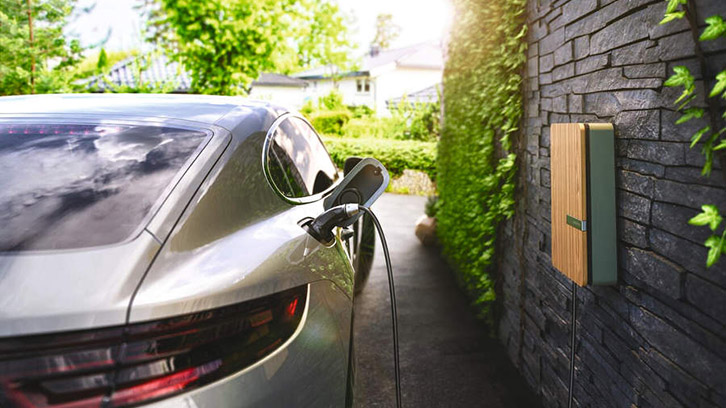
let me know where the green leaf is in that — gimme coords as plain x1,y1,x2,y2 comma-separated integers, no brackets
705,236,723,267
714,138,726,151
701,147,714,176
665,0,687,13
676,107,704,124
700,15,726,41
689,204,723,231
665,66,695,104
660,11,685,24
690,126,711,148
709,71,726,98
664,66,693,87
676,93,697,111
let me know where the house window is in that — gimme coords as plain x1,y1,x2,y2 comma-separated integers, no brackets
357,79,371,94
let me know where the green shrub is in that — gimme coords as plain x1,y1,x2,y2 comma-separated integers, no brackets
341,116,402,139
348,104,374,118
408,100,440,141
386,97,440,142
310,110,352,135
322,136,436,179
300,99,315,117
341,117,381,138
425,195,440,218
318,89,345,110
437,0,527,322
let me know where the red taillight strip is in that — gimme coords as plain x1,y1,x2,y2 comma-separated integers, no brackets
0,285,308,408
108,359,222,406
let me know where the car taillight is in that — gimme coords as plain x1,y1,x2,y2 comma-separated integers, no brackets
0,285,307,408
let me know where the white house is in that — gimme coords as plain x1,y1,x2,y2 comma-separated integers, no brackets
246,73,308,108
294,41,444,115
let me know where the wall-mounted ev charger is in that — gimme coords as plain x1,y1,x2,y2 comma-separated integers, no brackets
550,123,617,287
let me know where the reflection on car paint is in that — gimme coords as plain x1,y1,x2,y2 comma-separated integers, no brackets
0,123,206,251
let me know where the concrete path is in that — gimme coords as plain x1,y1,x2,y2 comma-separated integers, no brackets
353,193,539,408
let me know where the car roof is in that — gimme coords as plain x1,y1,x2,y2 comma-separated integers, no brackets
0,93,286,126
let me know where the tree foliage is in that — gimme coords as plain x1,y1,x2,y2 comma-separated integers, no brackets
275,0,356,74
0,0,82,95
437,0,527,321
142,0,355,95
371,13,400,50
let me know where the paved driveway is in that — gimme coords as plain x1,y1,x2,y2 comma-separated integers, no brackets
353,193,539,408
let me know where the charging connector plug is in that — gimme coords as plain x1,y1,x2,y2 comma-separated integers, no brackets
301,203,360,246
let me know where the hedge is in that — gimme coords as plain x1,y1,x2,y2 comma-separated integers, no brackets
437,0,527,321
310,110,352,136
322,136,436,180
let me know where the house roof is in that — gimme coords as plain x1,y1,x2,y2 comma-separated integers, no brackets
294,41,444,79
86,54,307,92
387,84,441,107
251,73,307,87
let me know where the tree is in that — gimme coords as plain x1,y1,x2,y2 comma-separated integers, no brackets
141,0,355,95
371,13,400,50
279,0,356,74
0,0,82,95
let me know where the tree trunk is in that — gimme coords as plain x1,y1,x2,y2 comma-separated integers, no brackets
26,0,35,94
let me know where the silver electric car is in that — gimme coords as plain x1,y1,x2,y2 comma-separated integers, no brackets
0,94,376,407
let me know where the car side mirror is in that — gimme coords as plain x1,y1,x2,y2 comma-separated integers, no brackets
324,158,389,226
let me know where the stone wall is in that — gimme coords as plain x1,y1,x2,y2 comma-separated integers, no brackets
497,0,726,407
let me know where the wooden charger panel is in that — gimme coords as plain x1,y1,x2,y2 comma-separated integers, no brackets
550,123,588,286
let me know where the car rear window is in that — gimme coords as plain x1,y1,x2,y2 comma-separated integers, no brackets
0,123,208,251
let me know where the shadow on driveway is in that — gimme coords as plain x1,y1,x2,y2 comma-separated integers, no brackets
353,193,540,408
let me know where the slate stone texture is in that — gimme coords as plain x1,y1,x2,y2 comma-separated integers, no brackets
496,0,726,407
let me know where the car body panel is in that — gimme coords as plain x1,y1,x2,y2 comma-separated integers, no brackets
0,230,160,337
143,281,350,408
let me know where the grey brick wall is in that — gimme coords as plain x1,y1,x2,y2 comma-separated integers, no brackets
497,0,726,407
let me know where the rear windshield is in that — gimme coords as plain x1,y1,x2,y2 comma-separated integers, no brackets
0,123,207,251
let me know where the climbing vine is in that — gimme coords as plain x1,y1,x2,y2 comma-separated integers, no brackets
437,0,527,320
660,0,726,267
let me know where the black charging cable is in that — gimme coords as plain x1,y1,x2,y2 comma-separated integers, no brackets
568,282,577,408
360,206,402,408
301,204,402,408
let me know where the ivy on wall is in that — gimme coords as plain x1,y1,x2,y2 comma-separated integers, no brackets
437,0,527,320
660,0,726,267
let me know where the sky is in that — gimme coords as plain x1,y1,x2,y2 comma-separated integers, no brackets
66,0,454,54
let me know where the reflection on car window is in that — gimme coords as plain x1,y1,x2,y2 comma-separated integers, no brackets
0,123,207,251
266,117,338,198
